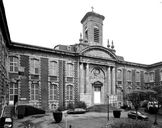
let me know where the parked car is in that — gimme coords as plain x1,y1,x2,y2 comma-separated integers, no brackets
0,106,13,128
128,111,148,120
147,101,159,110
67,108,87,114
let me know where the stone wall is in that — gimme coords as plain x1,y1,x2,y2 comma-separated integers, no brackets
0,29,8,114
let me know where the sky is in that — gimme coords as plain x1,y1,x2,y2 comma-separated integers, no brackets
3,0,162,64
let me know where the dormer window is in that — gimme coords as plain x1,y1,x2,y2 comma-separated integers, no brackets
94,26,99,43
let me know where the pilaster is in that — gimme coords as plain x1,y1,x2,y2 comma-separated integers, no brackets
86,63,89,92
108,66,111,95
80,63,84,94
112,67,115,95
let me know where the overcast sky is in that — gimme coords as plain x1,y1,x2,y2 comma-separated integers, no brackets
3,0,162,64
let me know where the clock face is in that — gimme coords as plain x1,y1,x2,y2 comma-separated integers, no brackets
94,69,100,76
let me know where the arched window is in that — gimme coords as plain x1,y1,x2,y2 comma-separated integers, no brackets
160,70,162,81
127,70,132,81
66,63,74,77
66,85,73,101
85,27,88,41
149,72,154,82
31,83,39,101
31,58,39,74
136,71,140,82
49,84,58,100
144,72,149,83
49,61,58,76
117,69,122,81
9,56,18,72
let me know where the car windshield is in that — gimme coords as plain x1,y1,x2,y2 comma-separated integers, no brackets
137,112,143,115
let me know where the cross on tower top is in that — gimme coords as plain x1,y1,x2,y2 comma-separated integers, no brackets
91,6,94,12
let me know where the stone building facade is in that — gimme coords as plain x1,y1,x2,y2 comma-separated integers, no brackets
0,0,10,114
1,0,162,111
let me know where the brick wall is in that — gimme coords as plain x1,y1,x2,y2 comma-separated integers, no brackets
122,68,127,104
20,55,29,100
58,60,65,108
140,71,144,89
40,58,48,110
0,29,8,114
132,70,135,88
155,68,160,86
74,61,79,103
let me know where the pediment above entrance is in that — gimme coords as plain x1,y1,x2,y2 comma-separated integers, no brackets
80,46,118,61
92,81,103,87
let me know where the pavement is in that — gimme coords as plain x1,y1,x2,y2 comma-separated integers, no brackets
13,110,162,128
13,110,128,128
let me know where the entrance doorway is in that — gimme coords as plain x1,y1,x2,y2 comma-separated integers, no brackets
94,86,101,104
93,81,103,104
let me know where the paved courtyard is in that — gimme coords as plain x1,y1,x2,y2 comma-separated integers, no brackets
13,111,162,128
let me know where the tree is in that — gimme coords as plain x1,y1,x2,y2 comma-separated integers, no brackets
149,86,162,125
126,90,146,120
152,85,162,106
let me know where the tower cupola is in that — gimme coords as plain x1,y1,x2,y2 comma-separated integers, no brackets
81,10,105,46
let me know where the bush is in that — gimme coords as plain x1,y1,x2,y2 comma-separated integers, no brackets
57,106,66,111
141,100,148,108
67,102,75,110
106,118,152,128
120,104,128,109
66,101,87,110
75,101,87,109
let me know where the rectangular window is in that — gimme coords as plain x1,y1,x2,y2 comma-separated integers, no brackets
66,85,73,101
49,84,58,100
31,83,39,100
9,56,18,72
9,83,18,101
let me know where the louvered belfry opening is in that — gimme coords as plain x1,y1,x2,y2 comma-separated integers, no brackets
94,27,99,43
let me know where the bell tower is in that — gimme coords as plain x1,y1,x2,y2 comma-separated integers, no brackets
81,9,105,46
